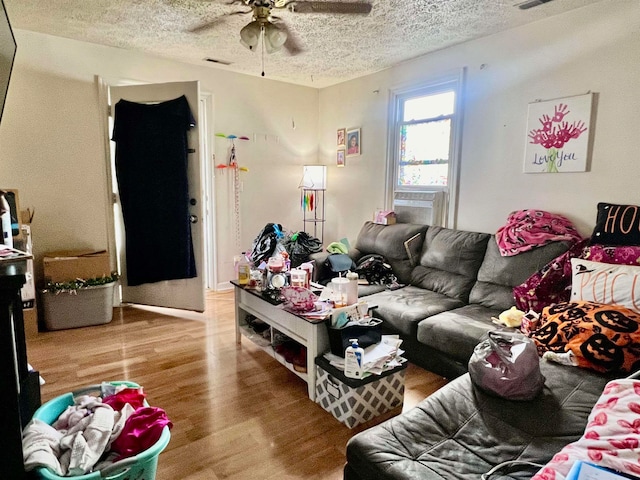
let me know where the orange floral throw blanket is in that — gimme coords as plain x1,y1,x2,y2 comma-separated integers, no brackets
530,301,640,373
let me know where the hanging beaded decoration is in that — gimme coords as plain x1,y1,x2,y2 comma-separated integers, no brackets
215,134,249,248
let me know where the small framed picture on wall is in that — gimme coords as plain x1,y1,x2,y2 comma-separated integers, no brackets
337,128,346,147
337,149,345,167
346,128,361,156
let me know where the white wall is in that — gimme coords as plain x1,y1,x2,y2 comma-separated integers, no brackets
319,0,639,245
3,0,637,290
0,30,318,286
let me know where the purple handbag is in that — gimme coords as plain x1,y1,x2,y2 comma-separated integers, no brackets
468,330,545,401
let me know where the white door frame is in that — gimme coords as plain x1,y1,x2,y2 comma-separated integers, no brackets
94,75,218,304
199,93,218,290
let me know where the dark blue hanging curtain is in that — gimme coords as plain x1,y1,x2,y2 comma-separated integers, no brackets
112,95,197,286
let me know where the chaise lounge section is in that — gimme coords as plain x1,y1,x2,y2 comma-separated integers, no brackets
344,359,616,480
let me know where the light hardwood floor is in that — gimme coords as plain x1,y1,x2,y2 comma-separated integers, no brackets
26,290,448,480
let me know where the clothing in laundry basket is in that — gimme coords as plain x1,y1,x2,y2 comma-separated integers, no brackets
102,388,146,411
111,406,173,461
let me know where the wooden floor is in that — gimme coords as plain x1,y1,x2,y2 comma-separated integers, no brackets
26,290,448,480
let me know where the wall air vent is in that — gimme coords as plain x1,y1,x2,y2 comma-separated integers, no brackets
515,0,554,9
204,58,232,65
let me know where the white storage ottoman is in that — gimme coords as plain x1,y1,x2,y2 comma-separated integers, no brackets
315,355,406,428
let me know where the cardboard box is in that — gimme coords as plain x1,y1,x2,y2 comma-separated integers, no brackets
43,250,111,283
315,355,406,428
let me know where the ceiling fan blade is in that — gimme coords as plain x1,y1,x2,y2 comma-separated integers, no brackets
289,1,372,14
188,9,251,34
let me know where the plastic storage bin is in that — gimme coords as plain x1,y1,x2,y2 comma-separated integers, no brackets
31,381,171,480
315,355,406,428
41,281,116,330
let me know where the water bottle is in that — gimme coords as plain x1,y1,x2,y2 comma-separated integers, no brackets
344,338,364,379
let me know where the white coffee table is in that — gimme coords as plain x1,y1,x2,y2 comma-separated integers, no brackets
232,281,330,401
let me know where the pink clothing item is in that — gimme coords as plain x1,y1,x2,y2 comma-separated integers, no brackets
102,388,146,411
496,210,582,257
111,407,172,460
532,379,640,479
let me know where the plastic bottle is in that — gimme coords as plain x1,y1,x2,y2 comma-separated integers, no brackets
344,338,364,379
346,271,359,305
237,252,251,286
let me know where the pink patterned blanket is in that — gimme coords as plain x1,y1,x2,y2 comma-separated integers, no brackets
532,379,640,479
496,210,583,257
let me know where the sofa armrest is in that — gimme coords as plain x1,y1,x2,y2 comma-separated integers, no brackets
309,251,331,283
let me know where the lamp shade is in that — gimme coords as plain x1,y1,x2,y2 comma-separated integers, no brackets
301,165,327,190
263,23,287,53
240,21,261,50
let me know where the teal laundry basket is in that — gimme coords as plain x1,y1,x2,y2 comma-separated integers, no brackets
31,382,171,480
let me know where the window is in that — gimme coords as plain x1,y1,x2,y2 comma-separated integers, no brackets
387,72,464,227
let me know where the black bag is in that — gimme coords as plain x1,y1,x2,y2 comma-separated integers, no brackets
282,231,322,268
250,223,284,266
355,254,398,286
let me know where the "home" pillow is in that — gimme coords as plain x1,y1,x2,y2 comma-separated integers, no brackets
591,202,640,246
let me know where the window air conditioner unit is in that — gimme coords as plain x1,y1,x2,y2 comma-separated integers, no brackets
392,191,444,226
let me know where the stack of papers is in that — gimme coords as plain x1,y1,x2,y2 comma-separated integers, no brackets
324,335,406,377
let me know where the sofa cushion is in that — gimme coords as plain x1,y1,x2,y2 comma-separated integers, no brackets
469,237,571,310
357,283,387,297
354,222,428,285
363,286,464,337
416,304,503,363
345,361,617,480
411,226,490,302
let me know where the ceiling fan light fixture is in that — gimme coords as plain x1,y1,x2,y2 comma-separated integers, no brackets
240,20,261,50
263,23,287,54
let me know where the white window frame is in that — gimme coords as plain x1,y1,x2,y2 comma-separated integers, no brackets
385,69,465,228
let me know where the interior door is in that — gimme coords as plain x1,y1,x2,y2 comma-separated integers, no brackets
109,81,205,312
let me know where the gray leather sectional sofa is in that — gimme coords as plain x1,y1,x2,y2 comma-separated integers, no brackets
314,221,569,379
312,221,618,479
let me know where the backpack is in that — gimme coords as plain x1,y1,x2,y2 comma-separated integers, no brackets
355,254,398,286
324,253,355,276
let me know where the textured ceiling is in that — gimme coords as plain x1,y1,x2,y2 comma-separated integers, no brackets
5,0,602,88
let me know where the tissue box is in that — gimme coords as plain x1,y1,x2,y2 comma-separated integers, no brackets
373,210,396,225
315,355,406,428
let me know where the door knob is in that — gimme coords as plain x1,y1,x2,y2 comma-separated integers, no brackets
189,214,198,224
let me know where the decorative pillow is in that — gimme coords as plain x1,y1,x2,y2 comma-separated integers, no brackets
514,241,640,314
530,300,640,373
571,258,640,314
591,202,640,246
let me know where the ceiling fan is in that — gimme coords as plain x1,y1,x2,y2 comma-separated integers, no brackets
191,1,373,56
